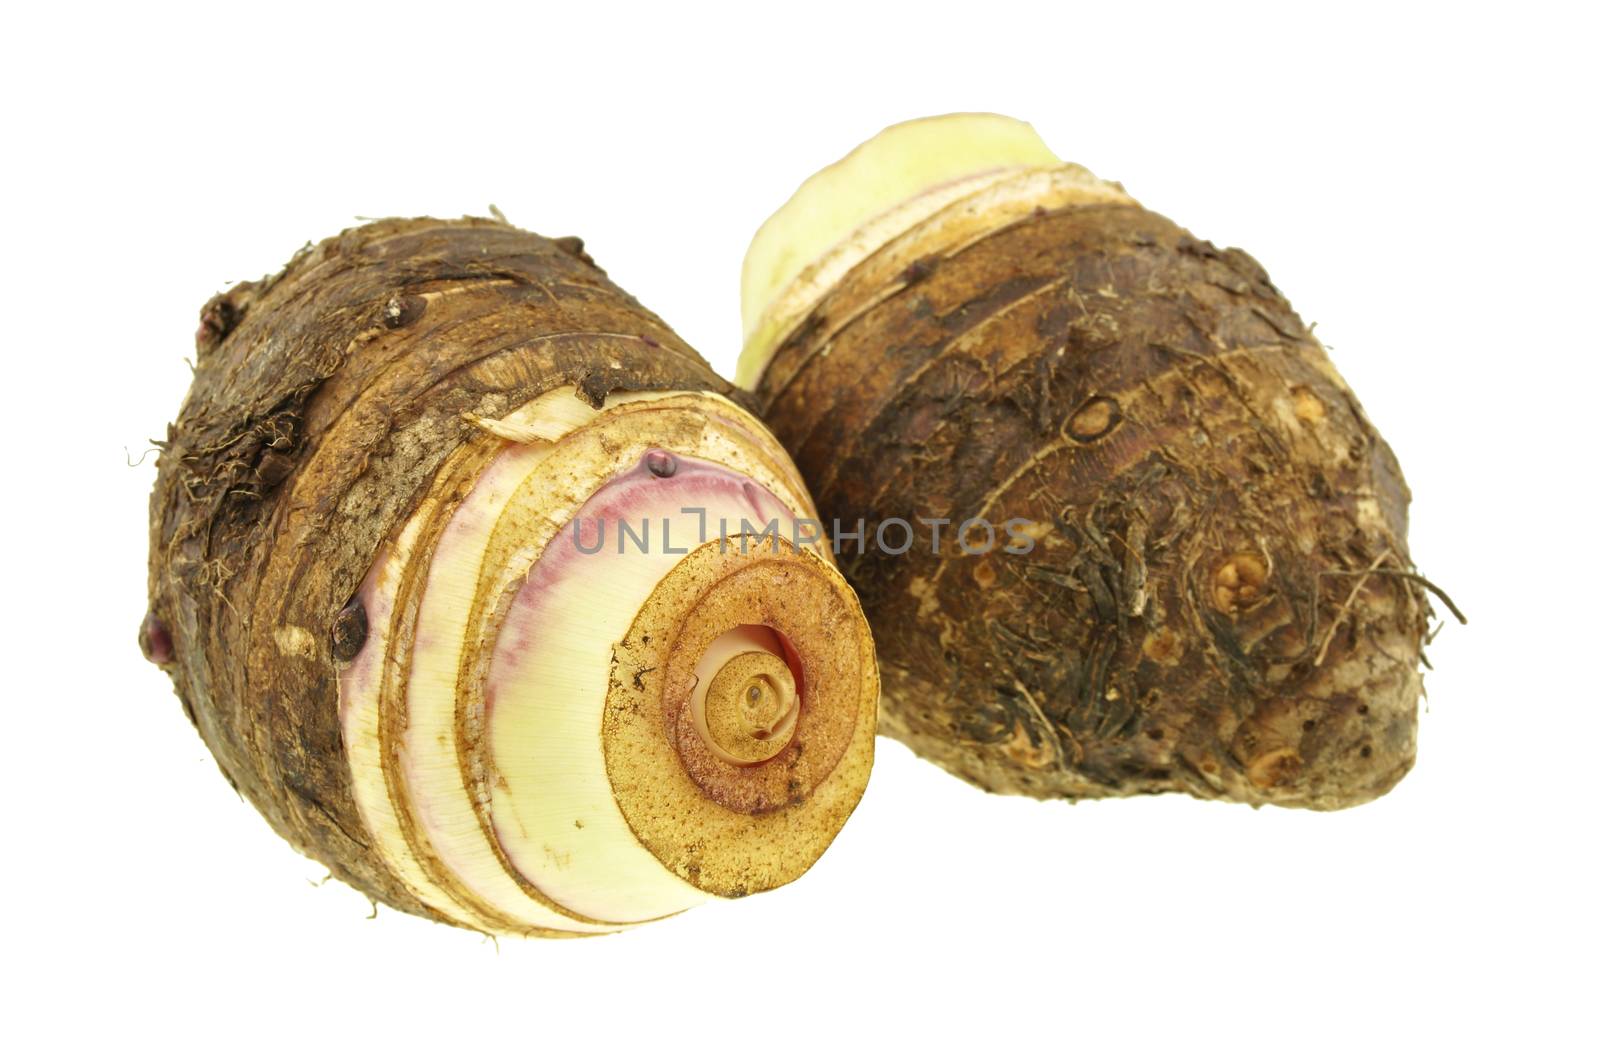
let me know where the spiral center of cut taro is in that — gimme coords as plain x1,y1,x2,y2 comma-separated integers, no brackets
690,626,800,765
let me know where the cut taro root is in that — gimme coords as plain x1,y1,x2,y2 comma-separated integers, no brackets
145,218,876,934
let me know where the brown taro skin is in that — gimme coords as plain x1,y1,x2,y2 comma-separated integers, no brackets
143,218,735,922
753,202,1430,810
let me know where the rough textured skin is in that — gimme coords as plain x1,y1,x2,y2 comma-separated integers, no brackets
144,218,734,920
753,202,1429,809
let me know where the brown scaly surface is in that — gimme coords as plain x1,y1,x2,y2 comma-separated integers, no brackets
143,218,735,920
754,202,1431,809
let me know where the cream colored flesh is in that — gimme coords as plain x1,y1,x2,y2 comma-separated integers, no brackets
737,113,1134,388
338,500,482,928
741,113,1060,340
342,389,617,933
485,457,793,922
399,438,605,933
337,386,828,935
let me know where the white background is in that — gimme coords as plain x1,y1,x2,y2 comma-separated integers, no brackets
5,2,1595,1059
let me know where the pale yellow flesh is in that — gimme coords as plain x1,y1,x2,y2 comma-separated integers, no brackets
399,429,601,932
485,480,782,922
343,390,617,933
737,113,1064,386
338,502,483,928
341,390,678,933
741,113,1060,338
338,387,834,935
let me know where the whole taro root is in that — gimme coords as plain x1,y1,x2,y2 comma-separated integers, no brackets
737,115,1443,810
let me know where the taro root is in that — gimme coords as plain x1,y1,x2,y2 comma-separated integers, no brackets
145,218,876,935
737,115,1434,810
